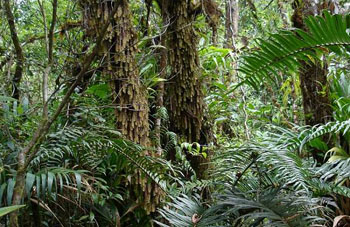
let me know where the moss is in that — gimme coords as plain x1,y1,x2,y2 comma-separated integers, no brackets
165,0,204,143
80,0,162,214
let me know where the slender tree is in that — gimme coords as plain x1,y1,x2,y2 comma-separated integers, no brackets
154,2,168,156
37,0,58,120
8,5,117,226
225,0,239,49
3,0,24,100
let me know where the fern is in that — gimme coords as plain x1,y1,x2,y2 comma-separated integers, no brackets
30,126,170,191
156,194,223,227
111,139,169,191
319,159,350,184
214,187,327,227
299,119,350,151
0,167,86,206
236,12,350,90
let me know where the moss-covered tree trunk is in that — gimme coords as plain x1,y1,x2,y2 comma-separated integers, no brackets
157,0,219,179
292,0,333,163
82,0,149,146
166,1,204,144
81,0,150,146
80,0,160,213
158,0,205,179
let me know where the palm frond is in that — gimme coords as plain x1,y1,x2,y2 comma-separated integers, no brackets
111,139,169,191
299,119,350,151
319,159,350,184
214,187,328,227
156,194,222,227
236,11,350,90
31,126,171,191
0,167,86,205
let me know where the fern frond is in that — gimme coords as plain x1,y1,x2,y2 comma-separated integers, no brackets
319,159,350,184
156,194,222,227
236,11,350,90
0,167,86,205
309,178,350,198
299,119,350,151
214,187,327,227
110,139,168,191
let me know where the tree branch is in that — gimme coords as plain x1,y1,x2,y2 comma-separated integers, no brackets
39,0,58,119
4,0,24,100
48,0,57,64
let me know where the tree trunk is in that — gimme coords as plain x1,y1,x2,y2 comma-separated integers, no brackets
225,0,239,49
164,0,204,144
4,0,24,100
38,0,58,120
80,0,162,213
81,0,150,146
158,0,220,179
110,4,150,146
292,0,333,163
154,6,168,156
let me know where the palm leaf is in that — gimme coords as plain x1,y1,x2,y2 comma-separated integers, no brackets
214,187,327,227
156,194,223,227
235,11,350,90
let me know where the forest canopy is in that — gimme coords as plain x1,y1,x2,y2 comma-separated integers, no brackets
1,0,350,226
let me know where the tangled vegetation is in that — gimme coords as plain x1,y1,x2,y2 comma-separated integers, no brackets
1,0,350,226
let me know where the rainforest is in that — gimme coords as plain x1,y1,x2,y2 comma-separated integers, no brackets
1,0,350,226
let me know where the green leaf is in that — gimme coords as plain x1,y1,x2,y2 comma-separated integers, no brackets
0,183,7,206
36,175,41,198
41,173,47,196
75,173,82,191
309,138,328,152
25,173,36,198
140,63,153,75
47,172,55,194
192,142,201,153
326,147,350,163
86,84,110,99
237,13,350,89
0,205,26,217
7,179,15,205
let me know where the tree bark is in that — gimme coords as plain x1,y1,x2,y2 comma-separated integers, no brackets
3,0,24,100
158,0,220,179
80,0,150,146
225,0,239,49
163,0,204,143
80,0,162,213
38,0,58,120
292,0,333,163
154,6,168,156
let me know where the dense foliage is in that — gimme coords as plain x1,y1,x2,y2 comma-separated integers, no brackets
1,0,350,226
